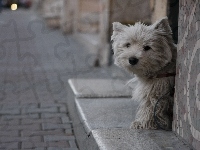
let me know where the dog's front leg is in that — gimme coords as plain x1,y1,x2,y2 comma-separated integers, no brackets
152,95,173,130
130,99,157,129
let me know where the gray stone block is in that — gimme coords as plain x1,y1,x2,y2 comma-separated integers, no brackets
68,79,191,150
75,98,138,134
0,142,19,149
21,107,58,114
44,135,75,142
48,148,78,150
68,79,132,98
0,108,20,115
2,114,39,119
69,140,78,148
92,129,192,150
42,123,71,130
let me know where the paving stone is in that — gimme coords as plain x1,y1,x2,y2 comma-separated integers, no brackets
34,148,45,150
61,116,71,124
48,148,78,150
0,142,19,149
21,107,58,114
59,106,67,113
22,142,49,149
41,113,67,118
65,129,73,135
21,118,61,125
19,103,38,109
2,114,39,120
47,141,70,148
0,108,20,115
42,123,71,130
0,130,19,136
44,135,75,142
0,124,41,131
0,103,38,109
40,102,63,108
0,136,42,143
21,129,64,137
22,141,70,149
22,141,36,149
0,104,21,109
0,118,20,125
69,140,77,148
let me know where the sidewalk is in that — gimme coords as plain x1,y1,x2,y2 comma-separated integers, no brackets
0,9,129,150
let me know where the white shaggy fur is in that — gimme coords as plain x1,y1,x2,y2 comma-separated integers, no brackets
111,17,176,129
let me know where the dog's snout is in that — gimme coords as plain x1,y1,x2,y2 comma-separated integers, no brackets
129,57,138,65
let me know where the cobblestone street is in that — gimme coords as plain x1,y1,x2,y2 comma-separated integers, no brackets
0,9,82,150
0,9,118,150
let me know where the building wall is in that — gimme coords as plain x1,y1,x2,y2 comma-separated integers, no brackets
174,0,200,149
111,0,151,23
60,0,78,33
41,0,63,28
78,0,100,33
150,0,168,22
110,0,151,28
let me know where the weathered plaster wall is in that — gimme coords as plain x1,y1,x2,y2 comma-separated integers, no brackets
174,0,200,149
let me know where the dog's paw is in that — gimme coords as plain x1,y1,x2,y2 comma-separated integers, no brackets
130,121,158,129
130,121,143,129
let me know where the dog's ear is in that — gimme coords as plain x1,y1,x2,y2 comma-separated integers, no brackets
111,22,127,41
152,17,172,34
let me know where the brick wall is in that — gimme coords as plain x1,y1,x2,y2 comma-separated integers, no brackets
174,0,200,149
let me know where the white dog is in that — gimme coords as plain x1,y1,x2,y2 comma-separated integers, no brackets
111,17,176,129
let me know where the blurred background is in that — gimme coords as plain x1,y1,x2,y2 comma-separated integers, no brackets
1,1,200,150
35,0,178,66
0,0,177,67
33,0,178,66
0,0,32,9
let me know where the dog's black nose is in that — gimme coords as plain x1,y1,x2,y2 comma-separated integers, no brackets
129,57,138,65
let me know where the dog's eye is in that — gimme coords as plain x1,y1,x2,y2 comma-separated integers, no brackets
143,46,151,51
125,43,131,48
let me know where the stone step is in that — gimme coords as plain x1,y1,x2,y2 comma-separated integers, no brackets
68,79,132,98
92,129,191,150
67,79,192,150
75,97,138,135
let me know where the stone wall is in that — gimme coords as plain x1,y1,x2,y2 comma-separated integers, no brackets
174,0,200,149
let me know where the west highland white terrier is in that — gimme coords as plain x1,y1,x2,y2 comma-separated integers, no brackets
111,17,176,130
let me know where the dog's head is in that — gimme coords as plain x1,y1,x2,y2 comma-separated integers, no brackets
111,17,175,77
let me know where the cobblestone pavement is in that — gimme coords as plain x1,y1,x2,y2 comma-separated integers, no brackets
0,9,131,150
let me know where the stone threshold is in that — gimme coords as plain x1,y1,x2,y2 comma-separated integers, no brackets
67,79,192,150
